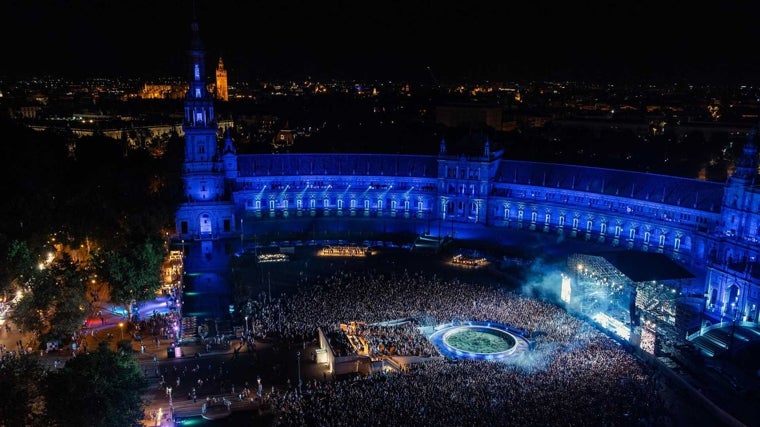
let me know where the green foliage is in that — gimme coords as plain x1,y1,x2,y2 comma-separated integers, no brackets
5,240,36,280
10,291,45,337
95,240,165,312
47,284,89,342
0,354,48,427
44,341,148,427
0,240,36,298
0,100,184,427
9,253,90,342
0,102,182,427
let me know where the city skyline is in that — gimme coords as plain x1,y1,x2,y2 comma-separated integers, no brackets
5,1,760,84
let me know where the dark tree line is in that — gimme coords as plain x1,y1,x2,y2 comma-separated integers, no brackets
0,342,147,427
0,117,182,294
0,116,179,426
5,117,183,242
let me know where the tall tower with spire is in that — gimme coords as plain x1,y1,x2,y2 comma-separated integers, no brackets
215,57,228,101
175,13,236,240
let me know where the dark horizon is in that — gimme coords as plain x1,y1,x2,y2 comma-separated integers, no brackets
5,1,760,85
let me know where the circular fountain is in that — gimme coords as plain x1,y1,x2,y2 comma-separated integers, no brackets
429,321,530,361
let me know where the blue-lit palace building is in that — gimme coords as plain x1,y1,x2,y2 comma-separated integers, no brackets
174,18,760,331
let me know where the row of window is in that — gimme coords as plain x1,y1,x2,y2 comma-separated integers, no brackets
444,165,482,180
244,198,427,211
237,181,428,191
230,180,714,232
498,187,712,229
502,209,681,249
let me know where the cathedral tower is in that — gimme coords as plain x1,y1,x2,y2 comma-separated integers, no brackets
215,57,228,101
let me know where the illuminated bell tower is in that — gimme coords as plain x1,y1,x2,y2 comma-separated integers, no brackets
176,15,236,240
215,57,228,101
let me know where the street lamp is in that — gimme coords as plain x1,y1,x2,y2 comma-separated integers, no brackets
118,322,124,340
729,302,739,353
167,386,173,422
296,351,302,394
244,315,249,336
240,218,244,252
701,292,709,334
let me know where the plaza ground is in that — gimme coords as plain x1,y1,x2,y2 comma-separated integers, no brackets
1,223,755,426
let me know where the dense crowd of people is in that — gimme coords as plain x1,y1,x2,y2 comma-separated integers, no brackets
243,268,673,426
360,322,439,358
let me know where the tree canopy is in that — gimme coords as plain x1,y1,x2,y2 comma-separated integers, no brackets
93,240,164,316
0,100,181,427
0,117,180,258
0,354,48,427
9,252,90,344
44,341,148,427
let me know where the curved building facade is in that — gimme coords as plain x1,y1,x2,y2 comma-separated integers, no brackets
174,17,760,327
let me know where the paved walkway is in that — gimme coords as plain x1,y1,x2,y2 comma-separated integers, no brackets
0,290,184,367
138,335,333,426
0,290,224,426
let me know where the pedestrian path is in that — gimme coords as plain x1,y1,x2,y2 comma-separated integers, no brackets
0,289,187,370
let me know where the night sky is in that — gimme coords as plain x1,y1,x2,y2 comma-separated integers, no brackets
5,0,760,84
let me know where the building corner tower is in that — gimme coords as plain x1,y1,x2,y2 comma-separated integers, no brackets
175,15,236,241
721,127,759,239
